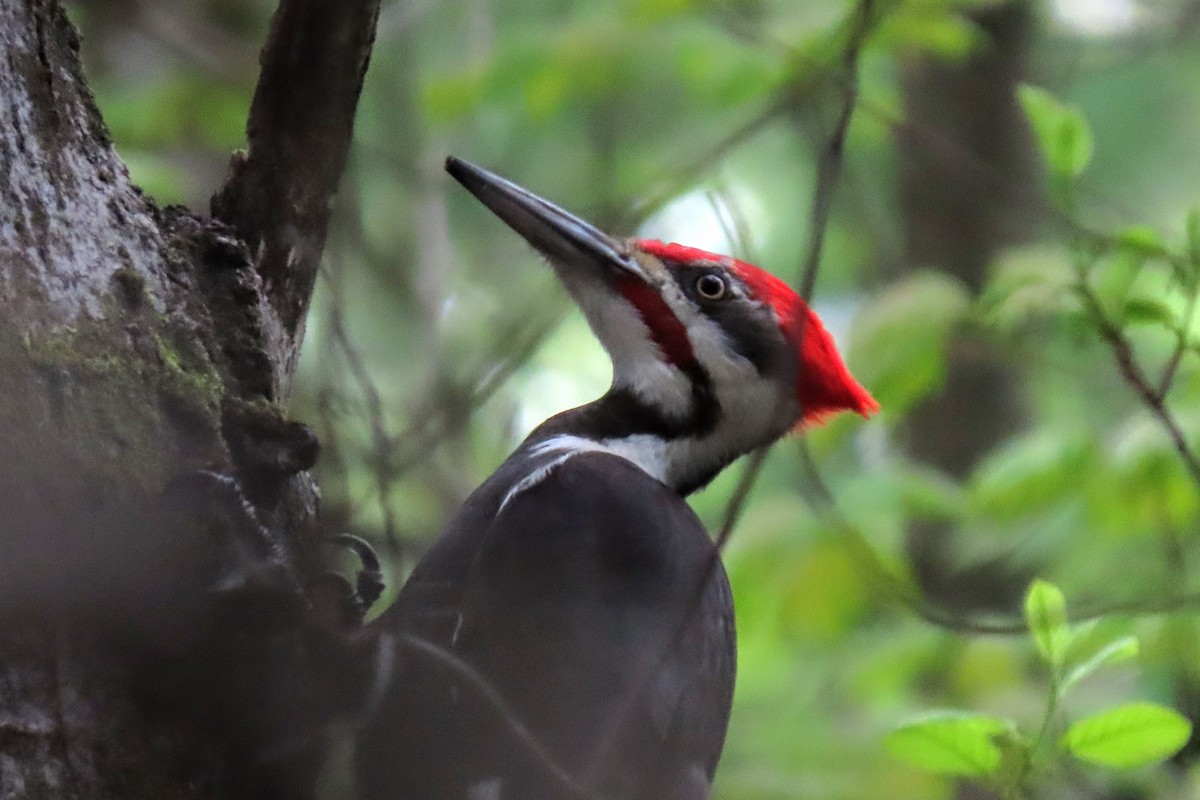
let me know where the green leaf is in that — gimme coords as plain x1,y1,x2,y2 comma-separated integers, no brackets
969,429,1094,521
1063,702,1192,768
1056,110,1094,178
849,272,971,416
1121,297,1176,328
1061,636,1139,693
1092,250,1146,320
978,246,1079,333
1017,84,1093,178
885,710,1013,777
1024,579,1069,667
1117,226,1169,259
1017,84,1058,141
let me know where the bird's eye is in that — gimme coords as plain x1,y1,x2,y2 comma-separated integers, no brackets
695,274,727,301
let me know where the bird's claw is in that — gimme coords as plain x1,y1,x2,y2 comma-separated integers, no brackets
313,533,385,629
329,533,385,613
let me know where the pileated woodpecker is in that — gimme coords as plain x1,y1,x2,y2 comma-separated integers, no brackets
354,158,877,800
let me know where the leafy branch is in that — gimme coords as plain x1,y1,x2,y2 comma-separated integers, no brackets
887,580,1189,797
1073,274,1200,487
796,83,1200,642
880,84,1200,797
1018,84,1200,491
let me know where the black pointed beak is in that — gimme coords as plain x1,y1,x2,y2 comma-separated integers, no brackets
445,156,649,283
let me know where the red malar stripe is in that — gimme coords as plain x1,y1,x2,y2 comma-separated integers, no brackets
616,276,697,369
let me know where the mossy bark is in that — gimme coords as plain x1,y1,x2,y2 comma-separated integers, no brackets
0,1,378,797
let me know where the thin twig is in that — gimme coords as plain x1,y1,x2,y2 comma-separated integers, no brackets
330,302,403,553
786,275,1200,634
131,0,255,85
703,184,759,267
624,99,788,229
715,448,771,546
704,0,1147,237
394,633,598,800
797,11,869,302
712,0,876,552
794,438,1200,636
1157,277,1200,400
384,313,563,481
764,9,1200,631
1074,278,1200,489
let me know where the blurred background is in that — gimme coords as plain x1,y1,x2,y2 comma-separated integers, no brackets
64,0,1200,797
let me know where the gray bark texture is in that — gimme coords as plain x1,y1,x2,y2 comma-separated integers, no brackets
0,0,380,796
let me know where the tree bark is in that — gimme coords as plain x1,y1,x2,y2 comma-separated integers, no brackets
0,0,379,796
895,1,1037,613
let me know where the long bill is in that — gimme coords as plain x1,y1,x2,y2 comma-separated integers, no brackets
445,156,650,283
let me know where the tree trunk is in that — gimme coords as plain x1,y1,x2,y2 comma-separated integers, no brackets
895,0,1037,613
0,0,379,796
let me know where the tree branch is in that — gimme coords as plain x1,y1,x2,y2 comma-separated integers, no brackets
211,0,382,387
713,0,876,550
794,438,1200,636
797,2,872,303
1074,279,1200,488
1157,275,1200,400
393,633,597,800
0,1,384,794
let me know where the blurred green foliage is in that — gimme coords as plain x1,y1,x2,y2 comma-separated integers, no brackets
71,0,1200,796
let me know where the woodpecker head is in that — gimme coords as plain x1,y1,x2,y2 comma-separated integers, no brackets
446,156,878,493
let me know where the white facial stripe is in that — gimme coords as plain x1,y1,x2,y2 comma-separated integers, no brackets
559,268,694,419
532,264,796,494
647,278,794,490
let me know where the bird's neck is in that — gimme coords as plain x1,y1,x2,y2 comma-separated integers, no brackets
523,385,750,496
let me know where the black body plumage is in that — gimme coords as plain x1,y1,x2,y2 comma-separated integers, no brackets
356,415,735,800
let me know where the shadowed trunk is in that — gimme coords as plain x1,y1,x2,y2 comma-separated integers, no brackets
896,1,1036,613
0,0,379,796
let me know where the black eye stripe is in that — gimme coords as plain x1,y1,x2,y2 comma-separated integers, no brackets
661,262,784,377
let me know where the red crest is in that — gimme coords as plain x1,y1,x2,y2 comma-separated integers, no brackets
636,240,879,427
